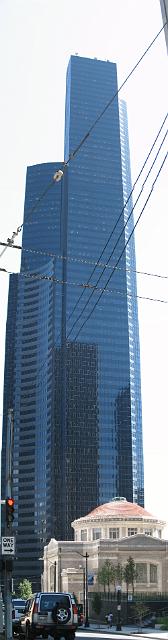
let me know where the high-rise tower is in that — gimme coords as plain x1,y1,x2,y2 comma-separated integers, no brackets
1,56,144,588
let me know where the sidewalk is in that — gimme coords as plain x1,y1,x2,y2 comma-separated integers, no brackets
78,622,168,637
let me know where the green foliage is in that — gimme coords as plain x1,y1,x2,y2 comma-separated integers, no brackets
157,616,168,629
115,562,124,585
18,578,32,599
124,557,138,595
133,602,148,626
97,565,107,592
92,592,102,616
97,560,123,594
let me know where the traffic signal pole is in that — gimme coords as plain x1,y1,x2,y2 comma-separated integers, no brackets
4,408,14,640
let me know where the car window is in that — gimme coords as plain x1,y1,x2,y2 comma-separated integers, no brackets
12,600,26,608
40,595,70,612
24,600,31,613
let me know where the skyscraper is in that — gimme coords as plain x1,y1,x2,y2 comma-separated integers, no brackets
1,56,144,588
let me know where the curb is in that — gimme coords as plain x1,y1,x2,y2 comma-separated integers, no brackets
77,627,167,637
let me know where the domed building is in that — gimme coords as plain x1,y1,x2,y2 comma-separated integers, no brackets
43,498,168,601
72,497,164,542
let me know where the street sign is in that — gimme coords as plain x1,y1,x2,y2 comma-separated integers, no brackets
2,536,15,555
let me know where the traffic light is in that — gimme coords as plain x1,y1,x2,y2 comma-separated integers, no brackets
5,497,14,528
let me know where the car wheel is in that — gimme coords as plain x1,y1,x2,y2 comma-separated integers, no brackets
26,625,35,640
52,606,71,624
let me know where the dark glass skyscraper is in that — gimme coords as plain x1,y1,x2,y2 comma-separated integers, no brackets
2,56,144,587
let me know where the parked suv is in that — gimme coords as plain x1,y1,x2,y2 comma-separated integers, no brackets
19,592,78,640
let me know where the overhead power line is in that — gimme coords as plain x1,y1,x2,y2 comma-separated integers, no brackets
72,152,168,341
2,153,166,396
0,139,168,297
66,113,167,327
66,129,167,338
1,239,168,281
1,114,165,304
0,178,58,260
1,258,168,308
63,22,167,167
0,21,167,261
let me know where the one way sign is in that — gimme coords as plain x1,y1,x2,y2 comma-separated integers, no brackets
2,536,15,555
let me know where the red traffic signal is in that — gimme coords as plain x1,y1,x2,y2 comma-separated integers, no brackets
6,497,14,527
7,498,14,507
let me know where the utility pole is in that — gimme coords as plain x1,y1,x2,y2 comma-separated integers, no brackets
58,547,62,591
54,561,56,592
159,0,168,53
4,408,14,640
0,499,6,631
83,567,85,617
84,552,89,628
116,585,122,631
74,550,89,627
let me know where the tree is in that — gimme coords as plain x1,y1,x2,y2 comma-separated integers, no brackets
104,560,116,597
97,565,108,593
123,564,131,600
92,592,102,616
115,562,124,587
124,557,138,596
97,561,116,596
18,578,32,599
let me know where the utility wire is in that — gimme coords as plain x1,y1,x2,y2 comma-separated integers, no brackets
2,146,166,399
1,261,168,304
1,238,168,281
67,129,167,338
73,152,168,341
0,178,59,260
0,22,166,261
63,23,167,166
65,113,167,326
1,246,168,404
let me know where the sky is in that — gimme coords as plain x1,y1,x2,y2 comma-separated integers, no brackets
0,0,168,531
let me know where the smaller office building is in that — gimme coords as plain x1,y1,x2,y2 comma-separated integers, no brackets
43,498,168,601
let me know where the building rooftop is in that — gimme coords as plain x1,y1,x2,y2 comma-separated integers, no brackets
72,497,165,525
86,498,154,519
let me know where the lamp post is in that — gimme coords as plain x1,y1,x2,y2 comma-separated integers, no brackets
84,552,89,628
54,560,56,591
74,550,89,627
116,585,122,631
58,547,62,592
79,565,85,617
83,567,86,617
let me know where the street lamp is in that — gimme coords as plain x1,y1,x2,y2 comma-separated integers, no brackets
85,552,89,628
116,585,122,631
79,565,85,617
74,551,89,627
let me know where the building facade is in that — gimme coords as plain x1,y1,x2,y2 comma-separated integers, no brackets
2,56,143,587
160,0,168,53
43,498,167,600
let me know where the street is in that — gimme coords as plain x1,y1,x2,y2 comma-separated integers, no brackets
39,630,168,640
77,634,139,640
76,633,168,640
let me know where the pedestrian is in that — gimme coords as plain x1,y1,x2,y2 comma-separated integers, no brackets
108,612,113,628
